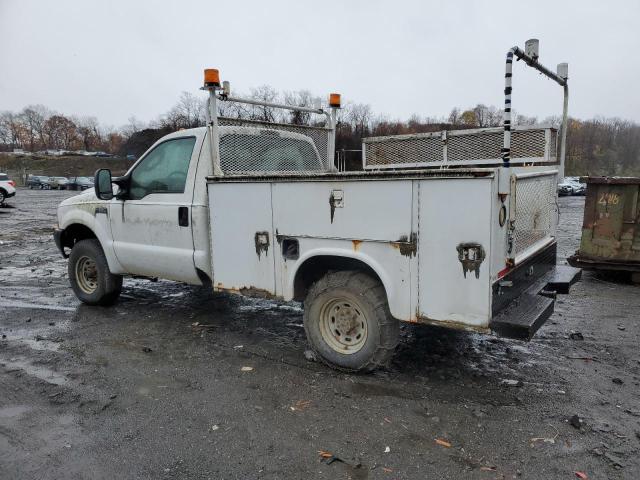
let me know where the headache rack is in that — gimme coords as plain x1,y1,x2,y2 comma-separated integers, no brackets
218,117,334,172
363,125,557,170
201,70,339,176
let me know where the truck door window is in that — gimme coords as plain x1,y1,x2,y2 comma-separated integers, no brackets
129,137,196,200
219,133,321,172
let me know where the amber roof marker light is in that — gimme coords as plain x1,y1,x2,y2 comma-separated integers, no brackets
329,93,341,108
204,68,221,87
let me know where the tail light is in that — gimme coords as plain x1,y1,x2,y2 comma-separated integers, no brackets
8,180,16,187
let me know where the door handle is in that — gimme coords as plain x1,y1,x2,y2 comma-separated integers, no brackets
178,206,189,227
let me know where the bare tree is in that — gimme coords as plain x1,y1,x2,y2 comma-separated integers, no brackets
448,107,461,125
471,104,498,127
514,114,538,126
249,85,280,122
44,115,77,150
348,103,372,136
283,90,319,125
74,116,100,151
0,111,24,149
22,105,51,150
173,91,206,128
121,116,145,138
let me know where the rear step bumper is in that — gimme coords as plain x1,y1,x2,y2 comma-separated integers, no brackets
490,264,581,340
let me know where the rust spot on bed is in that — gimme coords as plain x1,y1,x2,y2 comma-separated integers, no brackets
352,240,362,251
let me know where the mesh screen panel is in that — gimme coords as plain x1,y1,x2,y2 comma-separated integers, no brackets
513,173,557,256
363,127,556,169
448,129,547,162
364,133,443,166
218,127,324,173
219,117,331,170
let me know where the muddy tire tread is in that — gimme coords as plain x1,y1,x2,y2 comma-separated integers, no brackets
68,239,122,306
303,270,399,373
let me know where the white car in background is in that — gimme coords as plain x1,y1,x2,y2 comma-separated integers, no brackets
558,176,586,196
0,173,17,204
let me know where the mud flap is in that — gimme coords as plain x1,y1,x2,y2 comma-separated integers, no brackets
53,228,68,258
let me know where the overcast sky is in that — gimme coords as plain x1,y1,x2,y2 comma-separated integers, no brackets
1,0,639,127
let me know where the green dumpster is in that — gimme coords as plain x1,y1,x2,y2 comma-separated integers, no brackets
568,176,640,282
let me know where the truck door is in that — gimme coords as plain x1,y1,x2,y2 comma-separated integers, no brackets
110,135,202,284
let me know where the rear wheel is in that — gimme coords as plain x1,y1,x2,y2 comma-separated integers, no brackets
0,190,5,204
303,271,399,372
68,239,122,305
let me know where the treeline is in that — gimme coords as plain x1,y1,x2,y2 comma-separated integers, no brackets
1,89,639,175
0,106,126,154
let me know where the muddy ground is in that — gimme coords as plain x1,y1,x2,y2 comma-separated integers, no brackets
0,189,638,480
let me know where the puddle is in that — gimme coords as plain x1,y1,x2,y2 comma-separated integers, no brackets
17,338,61,352
1,358,70,386
0,300,77,312
0,405,30,419
238,298,303,313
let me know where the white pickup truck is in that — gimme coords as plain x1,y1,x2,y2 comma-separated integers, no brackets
54,41,580,371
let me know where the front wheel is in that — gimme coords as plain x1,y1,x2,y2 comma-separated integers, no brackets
68,239,122,305
0,190,5,204
303,271,399,372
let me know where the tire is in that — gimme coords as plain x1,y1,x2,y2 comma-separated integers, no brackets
68,239,122,305
303,270,399,372
0,189,5,204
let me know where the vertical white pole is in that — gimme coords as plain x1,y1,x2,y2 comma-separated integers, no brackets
559,85,569,182
328,108,338,172
207,89,223,176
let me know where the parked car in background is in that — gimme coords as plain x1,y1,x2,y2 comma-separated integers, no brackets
571,182,586,195
558,180,575,196
68,176,94,191
27,175,50,189
0,173,16,204
565,176,586,195
558,177,586,196
46,177,70,190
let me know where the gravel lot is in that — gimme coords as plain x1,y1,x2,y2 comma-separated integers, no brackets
0,188,639,479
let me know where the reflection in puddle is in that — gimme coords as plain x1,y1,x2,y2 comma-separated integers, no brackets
17,338,61,352
1,358,70,386
0,405,30,418
0,300,77,312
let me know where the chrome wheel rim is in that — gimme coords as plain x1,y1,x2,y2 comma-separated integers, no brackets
319,297,368,354
75,256,98,294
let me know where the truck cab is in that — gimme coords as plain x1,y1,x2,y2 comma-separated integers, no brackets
55,126,324,286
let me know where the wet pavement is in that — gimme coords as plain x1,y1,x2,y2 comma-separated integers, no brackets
0,188,639,479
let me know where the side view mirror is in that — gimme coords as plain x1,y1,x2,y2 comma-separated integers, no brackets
94,168,113,200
